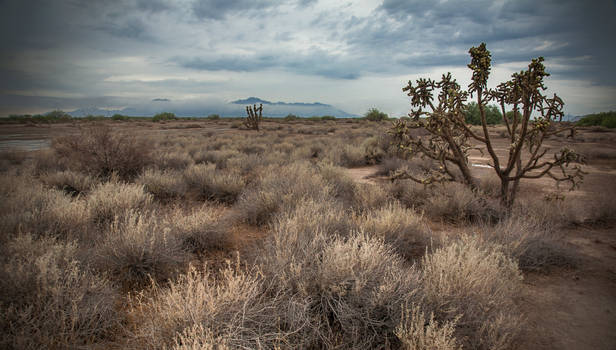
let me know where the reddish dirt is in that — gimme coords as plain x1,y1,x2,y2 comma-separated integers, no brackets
345,165,381,184
519,225,616,350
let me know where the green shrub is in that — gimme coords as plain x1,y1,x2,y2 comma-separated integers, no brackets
364,108,389,121
284,114,300,121
464,102,502,125
111,114,129,121
152,112,177,122
206,114,220,120
576,111,616,128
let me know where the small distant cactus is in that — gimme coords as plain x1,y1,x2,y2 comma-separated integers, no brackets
244,104,263,131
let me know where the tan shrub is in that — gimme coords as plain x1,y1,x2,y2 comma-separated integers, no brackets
425,182,503,223
87,181,152,226
483,216,577,273
360,203,433,261
152,151,194,170
387,179,431,208
318,161,357,204
233,162,331,226
41,169,97,196
352,183,391,212
183,163,245,204
395,305,461,350
94,212,188,288
0,234,119,349
419,236,523,350
170,206,229,253
0,176,90,240
137,168,186,202
53,123,151,180
128,264,301,349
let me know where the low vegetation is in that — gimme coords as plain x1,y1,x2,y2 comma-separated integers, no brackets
0,55,612,348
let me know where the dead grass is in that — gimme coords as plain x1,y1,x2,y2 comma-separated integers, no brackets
0,233,120,349
53,123,151,180
183,163,245,204
94,212,189,289
87,181,153,226
419,236,523,350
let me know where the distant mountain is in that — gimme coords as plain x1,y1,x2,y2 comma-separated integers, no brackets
66,97,356,118
230,97,354,117
68,108,123,117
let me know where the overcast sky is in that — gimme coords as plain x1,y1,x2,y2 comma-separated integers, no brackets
1,0,615,117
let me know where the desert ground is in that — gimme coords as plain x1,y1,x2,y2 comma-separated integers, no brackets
1,117,615,349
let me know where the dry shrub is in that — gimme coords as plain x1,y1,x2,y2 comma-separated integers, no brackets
94,212,188,288
152,151,194,170
170,206,230,253
0,233,119,349
259,222,419,349
318,162,357,204
137,168,187,202
233,162,330,226
352,182,391,212
483,217,577,273
425,182,503,224
0,175,90,240
87,181,153,226
419,236,523,350
128,264,302,349
513,196,580,227
192,149,239,168
395,305,461,350
53,123,151,180
31,148,66,175
387,179,431,208
183,163,245,204
0,149,28,169
41,169,97,196
340,144,368,167
360,203,434,261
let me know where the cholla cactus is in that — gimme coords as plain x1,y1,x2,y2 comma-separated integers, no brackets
391,43,585,207
244,103,263,131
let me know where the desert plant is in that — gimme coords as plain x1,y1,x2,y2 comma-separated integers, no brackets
0,234,119,349
87,181,152,226
152,112,177,122
53,123,151,180
419,236,523,350
364,108,389,121
390,43,585,207
464,102,502,125
244,103,263,131
183,163,245,204
94,212,188,288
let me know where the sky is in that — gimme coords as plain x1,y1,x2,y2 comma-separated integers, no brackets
1,0,615,117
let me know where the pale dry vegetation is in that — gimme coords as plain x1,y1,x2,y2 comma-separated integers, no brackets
1,118,611,349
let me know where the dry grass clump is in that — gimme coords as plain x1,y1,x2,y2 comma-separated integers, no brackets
31,148,66,175
170,206,230,253
0,175,90,240
352,182,391,212
0,233,119,349
192,149,239,168
395,305,461,350
152,150,194,170
87,181,152,226
183,163,245,204
128,263,302,349
137,168,187,202
419,236,523,350
360,203,433,261
482,217,577,273
318,161,357,204
94,212,188,288
53,123,151,180
387,179,431,208
425,182,503,224
0,149,28,170
40,169,97,196
232,161,331,226
260,223,419,348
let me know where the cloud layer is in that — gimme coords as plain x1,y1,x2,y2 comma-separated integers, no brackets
1,0,614,116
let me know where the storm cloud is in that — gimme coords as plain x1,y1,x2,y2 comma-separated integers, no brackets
1,0,614,116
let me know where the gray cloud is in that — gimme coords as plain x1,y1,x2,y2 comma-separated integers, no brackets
1,0,615,116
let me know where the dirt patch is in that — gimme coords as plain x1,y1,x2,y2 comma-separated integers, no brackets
519,225,616,350
344,165,382,184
